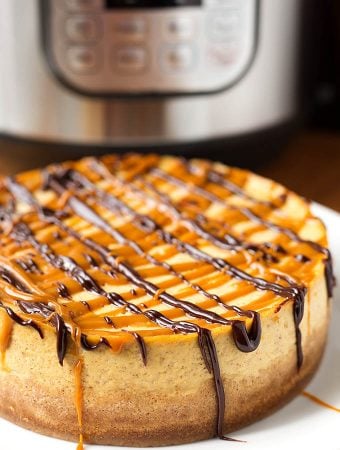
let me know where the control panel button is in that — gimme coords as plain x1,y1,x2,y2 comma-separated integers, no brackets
208,11,240,41
165,17,194,41
114,18,147,40
162,44,194,72
207,42,239,67
64,0,102,11
66,46,99,73
115,46,147,73
65,16,100,42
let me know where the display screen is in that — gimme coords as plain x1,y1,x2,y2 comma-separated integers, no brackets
106,0,201,8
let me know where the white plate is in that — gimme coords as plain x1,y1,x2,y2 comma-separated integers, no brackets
1,204,339,450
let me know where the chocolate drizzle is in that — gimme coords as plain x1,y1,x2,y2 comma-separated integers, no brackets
0,302,43,338
0,154,335,444
15,258,41,274
47,169,253,319
0,268,30,293
57,282,71,299
125,331,147,366
71,165,307,364
148,163,335,299
80,335,109,351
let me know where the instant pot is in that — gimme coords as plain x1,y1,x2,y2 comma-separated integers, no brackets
0,0,302,161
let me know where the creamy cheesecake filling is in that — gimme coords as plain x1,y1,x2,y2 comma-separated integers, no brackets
0,153,335,447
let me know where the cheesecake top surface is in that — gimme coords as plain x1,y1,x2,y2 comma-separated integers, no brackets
0,153,335,368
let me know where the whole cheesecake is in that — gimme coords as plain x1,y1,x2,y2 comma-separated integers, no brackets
0,153,335,447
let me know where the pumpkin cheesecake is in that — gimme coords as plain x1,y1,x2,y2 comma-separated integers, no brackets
0,153,335,447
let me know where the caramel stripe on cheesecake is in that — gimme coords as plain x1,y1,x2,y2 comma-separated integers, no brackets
0,154,335,446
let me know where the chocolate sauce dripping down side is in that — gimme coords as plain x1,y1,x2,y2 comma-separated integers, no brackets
80,335,110,351
54,314,69,366
124,331,147,366
0,302,43,338
198,328,234,441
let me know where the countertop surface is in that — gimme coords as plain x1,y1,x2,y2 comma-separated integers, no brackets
0,131,339,212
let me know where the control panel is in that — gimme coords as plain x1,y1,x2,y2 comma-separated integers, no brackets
42,0,258,95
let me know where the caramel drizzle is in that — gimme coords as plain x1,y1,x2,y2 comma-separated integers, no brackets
49,167,304,341
48,168,254,319
90,159,278,261
88,159,307,367
8,188,259,341
150,164,335,297
0,154,334,445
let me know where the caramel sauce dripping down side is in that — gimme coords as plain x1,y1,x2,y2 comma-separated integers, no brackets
75,358,84,450
0,309,13,370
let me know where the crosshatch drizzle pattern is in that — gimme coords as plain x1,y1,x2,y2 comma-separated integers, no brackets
0,154,335,446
